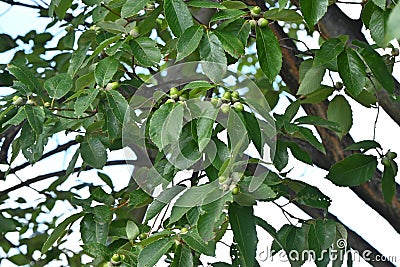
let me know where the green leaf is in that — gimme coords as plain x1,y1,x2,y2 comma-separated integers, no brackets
210,10,246,23
354,41,394,93
131,37,162,67
386,3,400,42
345,140,381,152
80,137,107,169
97,21,127,34
176,25,204,61
220,1,248,9
186,0,225,9
337,48,366,97
24,105,45,136
95,57,119,87
164,0,194,37
242,111,263,156
62,148,80,180
214,30,244,58
149,103,174,150
68,43,91,77
41,213,84,254
145,186,185,222
264,9,304,22
44,73,73,99
382,160,398,203
197,107,218,152
75,88,99,116
327,95,352,139
0,34,16,52
121,0,147,18
197,195,228,242
7,63,42,95
373,0,386,10
314,37,347,67
105,90,129,123
297,65,326,95
137,238,175,267
298,127,326,154
161,103,184,149
228,203,257,267
126,220,140,241
294,115,340,132
273,140,289,171
300,86,334,104
326,154,378,186
370,8,386,47
171,245,193,267
199,32,227,82
308,219,336,266
286,141,313,165
300,0,329,29
182,228,216,256
256,26,282,82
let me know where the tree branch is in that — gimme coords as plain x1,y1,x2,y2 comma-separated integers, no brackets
0,0,45,10
0,160,136,196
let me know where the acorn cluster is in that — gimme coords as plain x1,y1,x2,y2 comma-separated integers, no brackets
211,91,245,114
248,6,269,28
218,172,242,195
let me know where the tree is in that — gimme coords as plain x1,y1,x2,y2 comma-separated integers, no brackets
0,0,399,266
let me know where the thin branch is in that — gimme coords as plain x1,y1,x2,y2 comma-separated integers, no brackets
0,0,45,10
1,160,136,196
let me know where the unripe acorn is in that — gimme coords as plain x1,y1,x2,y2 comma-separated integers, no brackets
381,157,391,167
387,151,397,160
139,233,147,240
231,91,240,102
26,99,35,105
165,98,175,104
111,254,122,265
12,96,24,106
220,103,230,114
231,186,239,195
180,227,188,234
129,26,140,38
233,102,244,112
252,6,261,15
222,91,231,102
391,48,399,56
170,87,179,95
211,97,221,107
106,81,120,91
249,19,257,28
258,18,268,28
218,175,228,184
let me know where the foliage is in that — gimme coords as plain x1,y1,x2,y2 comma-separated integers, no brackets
0,0,399,266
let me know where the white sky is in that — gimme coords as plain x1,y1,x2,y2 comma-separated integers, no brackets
0,1,400,266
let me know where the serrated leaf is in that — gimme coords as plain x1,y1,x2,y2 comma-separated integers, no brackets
181,229,216,256
373,0,386,10
197,195,228,242
7,63,42,94
370,8,386,47
164,0,194,37
298,127,326,154
199,32,227,82
337,49,366,97
386,3,400,42
326,154,378,186
149,103,174,150
345,140,381,152
41,213,84,254
95,57,119,87
327,95,352,139
44,73,73,99
80,137,107,169
256,26,282,82
126,220,140,241
24,105,45,136
286,141,313,165
354,41,394,93
105,90,129,123
264,9,304,22
75,88,99,116
210,10,246,23
161,103,184,148
229,203,257,267
171,245,193,267
314,37,346,67
137,238,175,267
131,37,162,67
273,140,289,171
297,65,326,95
197,107,218,152
145,186,185,222
300,0,329,29
186,0,225,9
176,25,204,61
382,160,398,203
214,30,244,58
121,0,147,18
